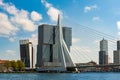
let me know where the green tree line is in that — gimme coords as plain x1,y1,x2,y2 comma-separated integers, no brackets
4,60,25,71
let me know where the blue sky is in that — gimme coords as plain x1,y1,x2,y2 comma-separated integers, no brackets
0,0,120,63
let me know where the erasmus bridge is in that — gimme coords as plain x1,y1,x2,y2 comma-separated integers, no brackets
36,14,120,72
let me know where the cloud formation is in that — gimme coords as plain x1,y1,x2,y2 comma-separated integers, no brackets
31,11,42,21
117,21,120,35
84,4,97,13
30,34,38,46
41,0,62,21
0,13,18,36
72,37,80,43
0,0,42,38
117,21,120,29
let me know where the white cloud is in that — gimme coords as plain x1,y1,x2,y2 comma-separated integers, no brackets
47,7,61,21
0,13,18,36
31,11,42,21
117,21,120,36
8,7,37,32
0,0,43,37
10,10,37,32
4,4,18,15
72,37,80,43
84,4,97,13
41,0,51,8
30,34,38,46
41,0,62,21
117,21,120,30
0,0,3,5
92,16,101,21
84,6,91,12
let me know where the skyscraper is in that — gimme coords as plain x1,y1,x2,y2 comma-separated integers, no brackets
36,15,75,71
113,40,120,64
19,39,34,68
99,38,108,65
36,25,72,65
117,41,120,50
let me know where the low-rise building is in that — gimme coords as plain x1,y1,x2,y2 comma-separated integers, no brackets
0,60,8,72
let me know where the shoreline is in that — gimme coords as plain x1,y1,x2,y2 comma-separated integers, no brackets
1,70,120,74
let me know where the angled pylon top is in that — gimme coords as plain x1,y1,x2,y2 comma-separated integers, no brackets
57,14,61,27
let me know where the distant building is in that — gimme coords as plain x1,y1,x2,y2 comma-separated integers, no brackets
36,24,72,67
19,39,34,68
117,41,120,50
0,60,8,72
75,61,97,67
99,38,108,65
113,40,120,64
75,61,97,72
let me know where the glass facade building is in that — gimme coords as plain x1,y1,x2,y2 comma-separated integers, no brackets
114,41,120,64
36,24,72,67
99,39,108,65
19,39,34,68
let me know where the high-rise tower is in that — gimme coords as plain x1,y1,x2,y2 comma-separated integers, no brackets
99,38,108,65
36,15,75,71
113,40,120,64
19,39,34,68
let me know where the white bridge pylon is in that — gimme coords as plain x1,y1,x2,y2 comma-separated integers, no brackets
57,14,77,71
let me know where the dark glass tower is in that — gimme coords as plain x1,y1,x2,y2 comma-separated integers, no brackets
113,40,120,64
19,39,34,68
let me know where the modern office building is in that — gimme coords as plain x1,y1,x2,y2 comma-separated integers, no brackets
19,39,34,68
36,25,72,65
36,15,75,71
113,40,120,64
99,38,108,65
117,40,120,50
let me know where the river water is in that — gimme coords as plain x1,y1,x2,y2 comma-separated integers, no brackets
0,73,120,80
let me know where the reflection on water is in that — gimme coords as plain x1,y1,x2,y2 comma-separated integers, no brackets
0,73,120,80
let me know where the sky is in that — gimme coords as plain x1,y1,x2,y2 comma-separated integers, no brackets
0,0,120,63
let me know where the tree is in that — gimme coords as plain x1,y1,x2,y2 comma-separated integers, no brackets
10,60,18,71
17,60,25,71
4,60,11,71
